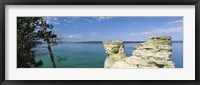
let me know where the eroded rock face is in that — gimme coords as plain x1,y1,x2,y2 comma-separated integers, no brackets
103,41,127,68
103,36,175,68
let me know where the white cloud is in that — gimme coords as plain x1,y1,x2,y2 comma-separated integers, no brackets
142,32,152,35
85,19,94,23
42,17,61,25
53,18,58,20
168,19,183,24
129,33,137,36
98,19,101,21
64,34,82,39
154,27,182,33
129,27,183,36
98,17,111,19
93,17,113,21
53,22,60,25
46,20,51,23
63,19,67,21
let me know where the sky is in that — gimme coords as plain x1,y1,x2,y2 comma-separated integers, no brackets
42,17,183,42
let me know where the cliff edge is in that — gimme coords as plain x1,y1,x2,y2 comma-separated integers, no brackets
103,36,175,68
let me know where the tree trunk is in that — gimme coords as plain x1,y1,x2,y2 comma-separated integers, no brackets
47,42,56,68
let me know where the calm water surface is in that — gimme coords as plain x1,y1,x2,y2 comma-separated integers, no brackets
34,42,183,68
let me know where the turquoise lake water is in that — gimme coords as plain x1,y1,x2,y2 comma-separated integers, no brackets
34,42,183,68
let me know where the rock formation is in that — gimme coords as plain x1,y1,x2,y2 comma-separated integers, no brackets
103,41,127,68
103,36,175,68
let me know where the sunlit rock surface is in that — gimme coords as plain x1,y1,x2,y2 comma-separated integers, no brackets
103,36,175,68
103,41,127,68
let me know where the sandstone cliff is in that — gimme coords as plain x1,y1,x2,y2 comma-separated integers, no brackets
103,36,175,68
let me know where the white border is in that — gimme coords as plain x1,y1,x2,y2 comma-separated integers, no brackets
5,5,195,80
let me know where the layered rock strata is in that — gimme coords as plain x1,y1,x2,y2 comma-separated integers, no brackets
103,36,175,68
103,41,127,68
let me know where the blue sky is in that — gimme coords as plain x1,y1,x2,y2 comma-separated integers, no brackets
43,17,183,42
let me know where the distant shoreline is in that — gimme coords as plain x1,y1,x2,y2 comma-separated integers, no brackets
63,41,183,43
35,41,183,44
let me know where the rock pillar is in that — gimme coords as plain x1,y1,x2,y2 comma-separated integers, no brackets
103,41,126,68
